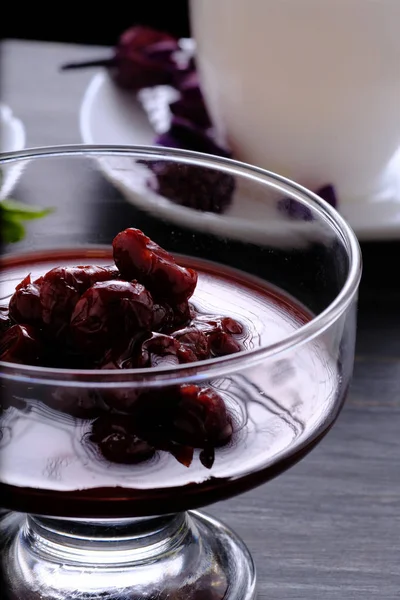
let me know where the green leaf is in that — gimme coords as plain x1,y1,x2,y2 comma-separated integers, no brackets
1,198,53,221
1,214,26,243
0,166,54,243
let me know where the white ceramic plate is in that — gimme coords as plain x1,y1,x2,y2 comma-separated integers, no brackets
0,103,26,199
80,71,400,242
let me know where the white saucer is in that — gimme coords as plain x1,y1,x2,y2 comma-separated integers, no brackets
80,71,400,242
0,103,26,199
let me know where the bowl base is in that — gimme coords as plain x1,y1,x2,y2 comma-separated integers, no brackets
1,510,256,599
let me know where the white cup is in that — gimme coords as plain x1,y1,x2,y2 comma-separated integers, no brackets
190,0,400,203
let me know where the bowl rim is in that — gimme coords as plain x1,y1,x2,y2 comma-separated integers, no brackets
0,144,362,386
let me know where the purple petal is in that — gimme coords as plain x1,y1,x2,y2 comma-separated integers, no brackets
169,96,211,130
178,70,201,92
171,58,197,89
155,117,231,158
278,184,338,221
154,131,182,150
142,161,235,214
278,197,313,221
316,184,338,208
169,71,212,129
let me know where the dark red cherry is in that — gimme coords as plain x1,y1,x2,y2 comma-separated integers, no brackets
171,385,233,448
172,327,210,360
70,280,153,355
98,339,147,412
168,443,194,468
9,274,42,326
174,301,194,326
152,300,192,332
207,331,242,357
219,317,243,335
99,334,144,370
113,228,197,302
129,386,181,437
113,26,179,90
89,414,156,464
0,306,12,334
133,384,233,452
102,388,144,413
78,265,120,286
127,388,195,467
191,315,243,357
0,324,43,365
46,387,106,419
152,302,175,331
192,315,243,335
60,26,180,91
137,332,197,368
40,269,80,334
40,265,120,334
199,447,215,469
0,387,30,413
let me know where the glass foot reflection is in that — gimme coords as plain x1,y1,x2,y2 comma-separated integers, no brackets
2,511,256,600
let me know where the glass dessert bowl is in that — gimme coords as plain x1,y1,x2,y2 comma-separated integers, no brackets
0,146,362,600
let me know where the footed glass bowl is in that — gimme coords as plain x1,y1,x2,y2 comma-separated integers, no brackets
0,146,361,599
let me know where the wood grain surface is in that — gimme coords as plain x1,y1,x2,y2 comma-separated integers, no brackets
1,39,400,599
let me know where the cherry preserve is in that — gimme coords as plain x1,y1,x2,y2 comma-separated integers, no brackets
0,229,342,517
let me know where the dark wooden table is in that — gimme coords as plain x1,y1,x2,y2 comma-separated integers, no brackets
2,40,400,599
